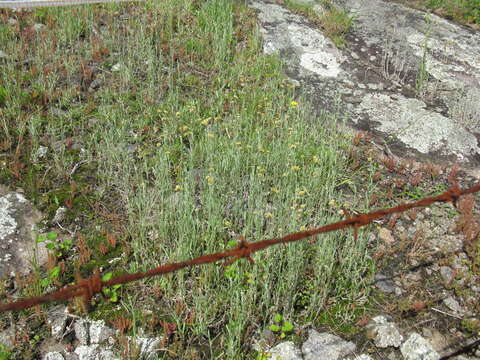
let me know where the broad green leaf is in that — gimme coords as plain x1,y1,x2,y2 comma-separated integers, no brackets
47,232,58,241
102,272,113,281
269,324,280,333
36,234,47,243
49,266,60,279
273,313,283,323
282,321,294,333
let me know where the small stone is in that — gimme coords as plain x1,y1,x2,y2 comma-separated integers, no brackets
378,228,395,245
366,316,403,348
370,56,376,61
43,352,65,360
130,337,163,360
443,296,465,315
403,271,422,285
52,207,67,224
268,341,303,360
421,328,447,353
7,18,17,25
351,51,360,60
89,320,115,344
302,330,356,360
0,50,7,59
400,333,440,360
374,274,395,293
33,146,48,162
111,63,123,72
74,344,116,360
47,306,68,340
74,319,90,345
353,355,374,360
0,192,45,278
89,77,103,90
0,327,15,348
75,344,106,360
439,266,454,284
33,23,45,31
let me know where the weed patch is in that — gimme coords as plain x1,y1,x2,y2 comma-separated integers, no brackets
0,0,373,357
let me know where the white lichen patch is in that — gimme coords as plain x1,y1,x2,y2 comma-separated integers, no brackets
355,94,479,159
0,195,17,240
250,1,345,78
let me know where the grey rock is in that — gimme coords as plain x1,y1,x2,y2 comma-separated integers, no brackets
366,316,403,348
89,320,116,344
421,328,447,353
74,345,116,360
33,23,45,31
249,1,346,78
374,274,395,293
352,94,478,159
0,191,46,279
249,0,480,163
378,228,395,245
302,330,356,360
111,63,123,72
74,319,117,347
439,266,454,284
134,337,162,360
267,341,302,360
400,333,440,360
44,352,65,360
52,207,67,224
350,355,374,360
0,50,7,59
0,326,15,348
442,296,465,315
74,319,90,345
7,18,17,25
89,77,103,90
33,146,48,162
47,306,68,340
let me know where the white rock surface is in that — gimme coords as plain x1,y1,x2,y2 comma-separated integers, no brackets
133,336,162,360
302,330,356,360
74,319,90,345
401,333,440,360
89,320,116,344
43,352,65,360
47,306,69,340
443,296,466,315
366,316,403,348
0,190,46,278
267,341,303,360
74,344,117,360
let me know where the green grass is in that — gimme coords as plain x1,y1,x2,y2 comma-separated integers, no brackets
281,0,354,48
0,1,374,358
406,0,480,27
426,0,480,24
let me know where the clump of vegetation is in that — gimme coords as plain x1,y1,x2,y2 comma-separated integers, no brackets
426,0,480,24
0,0,374,357
281,0,354,48
269,313,294,339
318,0,355,48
